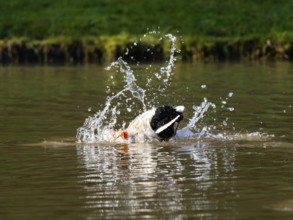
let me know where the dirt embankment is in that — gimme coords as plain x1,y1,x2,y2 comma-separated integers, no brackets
1,38,292,64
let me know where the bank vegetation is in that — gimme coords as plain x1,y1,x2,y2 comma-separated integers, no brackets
1,0,293,63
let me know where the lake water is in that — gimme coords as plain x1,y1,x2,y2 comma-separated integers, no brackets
0,62,293,219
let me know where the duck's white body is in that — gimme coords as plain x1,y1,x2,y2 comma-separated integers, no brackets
125,105,185,142
110,105,185,143
126,108,157,142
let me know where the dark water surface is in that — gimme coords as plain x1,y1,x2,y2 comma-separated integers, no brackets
0,63,293,219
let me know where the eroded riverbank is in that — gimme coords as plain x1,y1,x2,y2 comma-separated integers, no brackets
1,36,293,64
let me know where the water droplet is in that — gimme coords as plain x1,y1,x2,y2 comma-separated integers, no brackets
223,121,227,126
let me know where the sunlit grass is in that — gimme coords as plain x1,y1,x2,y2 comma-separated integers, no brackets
1,0,293,41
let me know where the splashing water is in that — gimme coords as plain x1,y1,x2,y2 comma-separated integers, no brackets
176,98,217,139
76,33,179,143
76,57,145,143
76,33,269,144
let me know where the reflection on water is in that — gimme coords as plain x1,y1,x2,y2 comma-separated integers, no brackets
76,140,293,219
77,141,237,219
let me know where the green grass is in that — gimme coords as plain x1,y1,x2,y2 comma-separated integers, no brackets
1,0,293,41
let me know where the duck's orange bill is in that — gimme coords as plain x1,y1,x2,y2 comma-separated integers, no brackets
118,131,128,139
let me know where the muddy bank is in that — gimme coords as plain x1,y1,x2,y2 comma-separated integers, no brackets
1,38,293,64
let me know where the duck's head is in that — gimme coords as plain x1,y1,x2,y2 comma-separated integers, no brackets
150,105,184,141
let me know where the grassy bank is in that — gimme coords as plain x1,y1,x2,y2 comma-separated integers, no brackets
1,0,293,63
